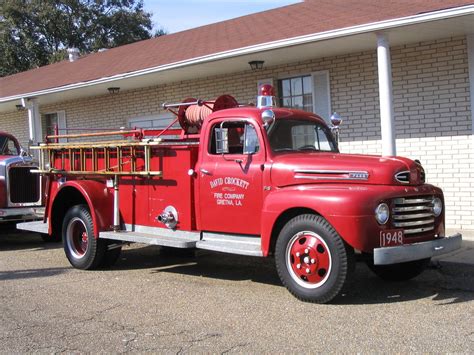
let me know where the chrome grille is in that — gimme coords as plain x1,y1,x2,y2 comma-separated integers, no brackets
8,166,40,203
392,196,435,235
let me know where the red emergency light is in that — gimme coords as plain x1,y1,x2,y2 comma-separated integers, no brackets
257,84,276,108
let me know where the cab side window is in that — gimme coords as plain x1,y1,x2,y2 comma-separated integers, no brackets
209,121,259,155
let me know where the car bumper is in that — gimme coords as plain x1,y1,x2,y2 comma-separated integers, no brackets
373,233,462,265
0,206,44,222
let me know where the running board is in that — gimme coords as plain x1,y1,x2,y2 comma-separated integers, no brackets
196,232,263,257
17,220,49,234
99,230,198,248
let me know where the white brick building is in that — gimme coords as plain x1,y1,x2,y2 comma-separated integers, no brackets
0,1,473,233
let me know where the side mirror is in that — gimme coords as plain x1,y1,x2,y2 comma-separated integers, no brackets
330,112,343,147
243,124,259,155
261,110,275,129
330,112,342,127
215,127,229,154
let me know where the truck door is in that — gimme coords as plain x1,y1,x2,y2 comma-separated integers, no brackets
198,119,264,235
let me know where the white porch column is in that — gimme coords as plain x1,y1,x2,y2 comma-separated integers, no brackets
377,33,396,156
21,97,42,147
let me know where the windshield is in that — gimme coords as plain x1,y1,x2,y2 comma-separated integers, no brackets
268,118,337,153
0,135,19,156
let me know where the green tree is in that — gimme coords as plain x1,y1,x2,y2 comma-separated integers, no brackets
0,0,163,77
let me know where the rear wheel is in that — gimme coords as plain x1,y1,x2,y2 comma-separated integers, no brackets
275,214,353,303
62,205,105,270
366,258,430,281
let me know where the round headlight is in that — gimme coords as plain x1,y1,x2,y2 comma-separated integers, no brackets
375,203,390,225
433,197,443,217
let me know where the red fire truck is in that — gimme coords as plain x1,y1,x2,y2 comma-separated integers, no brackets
18,86,462,303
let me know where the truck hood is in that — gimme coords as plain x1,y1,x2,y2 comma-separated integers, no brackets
270,153,424,187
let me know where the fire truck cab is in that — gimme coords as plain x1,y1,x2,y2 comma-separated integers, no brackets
18,86,462,303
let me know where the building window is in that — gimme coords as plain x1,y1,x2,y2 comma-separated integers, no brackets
42,111,67,142
279,75,313,112
44,113,58,136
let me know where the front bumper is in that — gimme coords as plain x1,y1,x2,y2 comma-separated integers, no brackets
373,233,462,265
0,206,44,222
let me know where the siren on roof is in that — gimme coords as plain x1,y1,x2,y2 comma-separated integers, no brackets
257,84,276,109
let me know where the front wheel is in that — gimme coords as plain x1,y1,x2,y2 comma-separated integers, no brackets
62,205,106,270
275,214,354,303
366,258,430,281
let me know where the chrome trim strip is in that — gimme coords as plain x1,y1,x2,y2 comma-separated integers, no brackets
395,170,410,184
374,233,462,265
393,197,433,204
393,205,433,212
403,226,435,234
294,169,368,174
294,169,369,181
393,218,435,228
392,212,434,220
294,176,366,181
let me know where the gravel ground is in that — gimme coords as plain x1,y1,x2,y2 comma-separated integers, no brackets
1,226,473,353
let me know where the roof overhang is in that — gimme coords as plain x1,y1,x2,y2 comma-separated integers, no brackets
1,5,474,113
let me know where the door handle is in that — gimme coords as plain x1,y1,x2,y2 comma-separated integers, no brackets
200,168,211,175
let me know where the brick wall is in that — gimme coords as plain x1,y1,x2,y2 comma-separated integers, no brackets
0,110,30,148
1,36,472,231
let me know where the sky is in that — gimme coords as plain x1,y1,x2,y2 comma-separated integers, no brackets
144,0,301,34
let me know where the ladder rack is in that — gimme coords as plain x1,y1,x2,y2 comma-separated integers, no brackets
31,138,164,177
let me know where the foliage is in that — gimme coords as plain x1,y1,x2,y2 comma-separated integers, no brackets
0,0,163,77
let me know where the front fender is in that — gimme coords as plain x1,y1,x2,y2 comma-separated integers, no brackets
49,180,113,238
261,184,443,255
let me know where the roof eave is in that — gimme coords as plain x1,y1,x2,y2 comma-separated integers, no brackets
1,4,474,105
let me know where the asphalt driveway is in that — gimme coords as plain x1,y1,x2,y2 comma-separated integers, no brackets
0,227,473,353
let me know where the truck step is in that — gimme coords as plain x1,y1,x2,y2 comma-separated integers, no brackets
99,230,198,248
17,221,48,234
196,232,263,257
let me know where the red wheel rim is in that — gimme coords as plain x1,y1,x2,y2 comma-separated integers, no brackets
66,217,89,259
286,231,332,288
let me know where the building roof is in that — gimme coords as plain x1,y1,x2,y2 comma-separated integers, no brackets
1,0,474,100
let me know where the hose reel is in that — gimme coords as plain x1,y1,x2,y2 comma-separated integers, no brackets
164,95,239,134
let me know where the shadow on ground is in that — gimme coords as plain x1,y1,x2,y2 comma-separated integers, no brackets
0,267,70,281
111,244,474,305
0,224,61,251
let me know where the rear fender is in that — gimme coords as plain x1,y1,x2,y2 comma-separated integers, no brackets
49,180,113,238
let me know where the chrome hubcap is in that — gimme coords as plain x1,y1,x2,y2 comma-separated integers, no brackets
66,217,89,260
